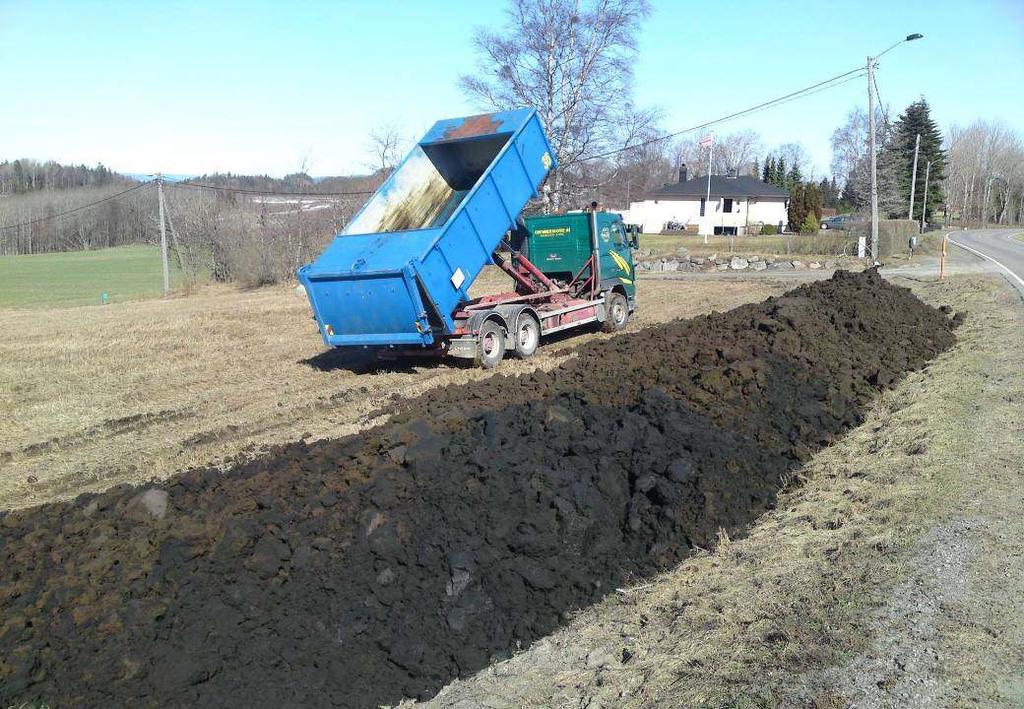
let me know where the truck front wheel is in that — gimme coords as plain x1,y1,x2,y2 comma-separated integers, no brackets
602,292,629,332
476,320,507,369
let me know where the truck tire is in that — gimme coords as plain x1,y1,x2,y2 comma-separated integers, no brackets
602,291,629,332
513,313,540,358
476,320,506,369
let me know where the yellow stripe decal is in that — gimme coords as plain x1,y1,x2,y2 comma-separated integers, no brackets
610,251,632,275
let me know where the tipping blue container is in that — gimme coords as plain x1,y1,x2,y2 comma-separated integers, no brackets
297,108,555,348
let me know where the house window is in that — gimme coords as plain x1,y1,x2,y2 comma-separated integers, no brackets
714,226,738,236
700,198,706,216
723,198,733,213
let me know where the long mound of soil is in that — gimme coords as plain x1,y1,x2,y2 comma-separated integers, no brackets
0,270,958,708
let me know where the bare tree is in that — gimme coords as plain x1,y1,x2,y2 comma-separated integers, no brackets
946,120,1024,225
717,130,764,176
460,0,652,209
366,124,404,175
676,130,765,177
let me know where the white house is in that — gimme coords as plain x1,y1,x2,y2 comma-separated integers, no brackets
622,166,790,236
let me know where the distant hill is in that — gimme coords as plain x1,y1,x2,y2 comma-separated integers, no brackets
172,171,382,194
123,172,195,183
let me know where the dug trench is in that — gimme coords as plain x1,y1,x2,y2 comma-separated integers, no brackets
0,270,960,708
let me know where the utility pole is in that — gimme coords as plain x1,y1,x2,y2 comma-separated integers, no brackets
919,160,931,233
867,55,880,264
907,133,920,220
156,174,170,294
865,33,923,262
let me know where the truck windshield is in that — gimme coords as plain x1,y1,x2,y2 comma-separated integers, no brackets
343,134,511,235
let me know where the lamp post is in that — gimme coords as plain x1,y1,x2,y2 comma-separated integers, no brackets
868,33,923,263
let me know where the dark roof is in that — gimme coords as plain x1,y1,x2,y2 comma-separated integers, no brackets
648,176,789,200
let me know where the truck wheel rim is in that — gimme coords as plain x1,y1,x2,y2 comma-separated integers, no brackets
518,322,537,350
482,332,499,357
614,302,626,323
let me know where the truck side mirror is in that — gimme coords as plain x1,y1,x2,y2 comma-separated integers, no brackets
628,225,640,249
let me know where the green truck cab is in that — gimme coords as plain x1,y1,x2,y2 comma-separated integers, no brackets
519,211,639,304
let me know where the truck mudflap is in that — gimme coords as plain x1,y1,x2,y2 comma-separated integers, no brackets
446,337,481,360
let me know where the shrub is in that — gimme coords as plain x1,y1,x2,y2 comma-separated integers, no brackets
800,213,820,234
760,224,777,235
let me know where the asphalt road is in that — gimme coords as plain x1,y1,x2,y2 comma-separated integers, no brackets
947,229,1024,295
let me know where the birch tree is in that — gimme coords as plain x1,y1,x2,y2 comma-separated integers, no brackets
460,0,653,209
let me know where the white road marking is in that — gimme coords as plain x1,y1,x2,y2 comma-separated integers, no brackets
947,236,1024,289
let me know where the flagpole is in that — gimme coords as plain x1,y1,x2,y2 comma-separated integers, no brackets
704,137,713,245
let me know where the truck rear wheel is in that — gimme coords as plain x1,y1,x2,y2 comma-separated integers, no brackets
513,314,540,358
476,320,506,369
602,292,629,332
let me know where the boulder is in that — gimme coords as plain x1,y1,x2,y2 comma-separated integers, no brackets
771,260,794,270
716,263,729,271
729,257,749,270
809,261,822,269
791,260,805,269
690,256,705,266
663,259,680,271
129,488,169,520
824,260,837,269
750,260,767,271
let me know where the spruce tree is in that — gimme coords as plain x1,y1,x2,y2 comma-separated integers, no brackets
876,117,906,218
776,157,787,188
892,98,946,221
786,164,802,190
788,183,807,231
762,157,772,183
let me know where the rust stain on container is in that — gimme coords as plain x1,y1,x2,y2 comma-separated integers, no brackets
442,113,502,140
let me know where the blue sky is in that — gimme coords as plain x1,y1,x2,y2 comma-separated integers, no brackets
2,0,1021,178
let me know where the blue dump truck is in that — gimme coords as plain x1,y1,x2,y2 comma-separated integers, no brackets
297,108,638,368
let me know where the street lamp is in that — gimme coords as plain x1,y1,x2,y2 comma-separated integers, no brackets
868,33,923,263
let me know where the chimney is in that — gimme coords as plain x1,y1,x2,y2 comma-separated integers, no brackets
678,164,688,183
727,168,738,179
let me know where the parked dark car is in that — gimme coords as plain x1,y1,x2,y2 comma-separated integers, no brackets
821,215,852,230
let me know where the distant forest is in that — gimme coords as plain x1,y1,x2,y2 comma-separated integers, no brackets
0,159,131,194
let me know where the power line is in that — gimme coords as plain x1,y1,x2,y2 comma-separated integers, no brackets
571,66,868,165
564,71,866,191
0,65,872,224
164,179,375,197
0,180,154,230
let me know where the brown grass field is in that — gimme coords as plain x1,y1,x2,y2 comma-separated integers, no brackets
2,268,1021,706
0,268,794,510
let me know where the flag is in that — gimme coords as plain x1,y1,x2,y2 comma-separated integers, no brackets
699,134,714,149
